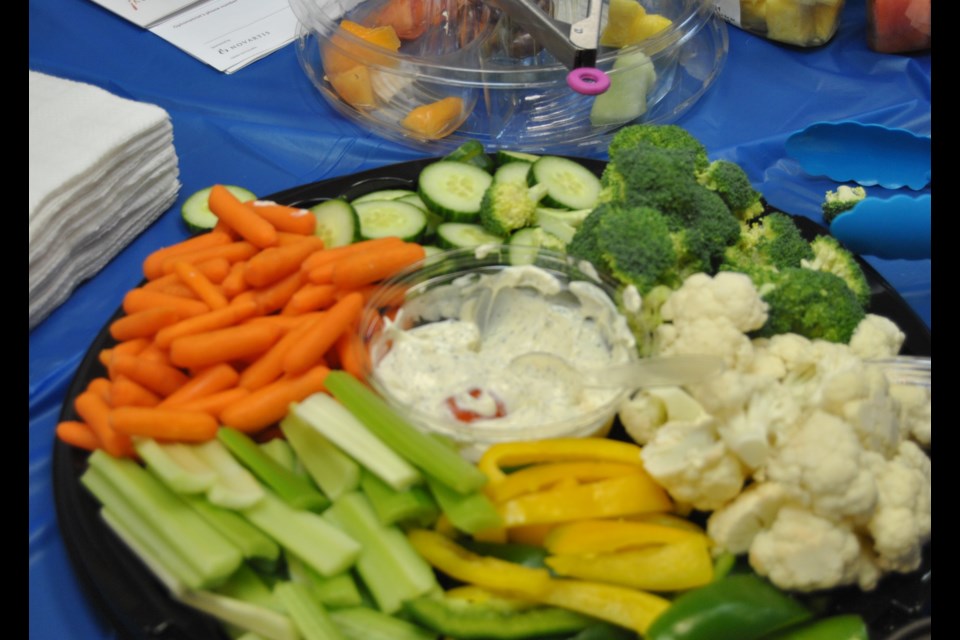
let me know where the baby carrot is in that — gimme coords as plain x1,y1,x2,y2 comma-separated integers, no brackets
56,420,101,452
333,323,370,379
300,235,405,273
169,387,251,420
247,201,317,236
220,365,330,433
306,262,336,285
244,236,325,289
169,322,284,370
87,377,114,403
282,283,336,316
110,351,190,398
282,291,365,376
74,389,134,458
331,242,426,291
110,406,219,442
208,184,279,249
154,295,260,349
173,260,230,310
159,241,260,276
249,270,304,316
123,288,210,319
109,306,181,342
109,375,162,408
237,313,324,391
142,230,232,281
160,363,240,407
221,261,251,299
144,257,231,292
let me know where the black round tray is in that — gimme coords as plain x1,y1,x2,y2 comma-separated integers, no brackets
53,158,932,640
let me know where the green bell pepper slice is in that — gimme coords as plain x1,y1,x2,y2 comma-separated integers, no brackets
765,614,869,639
646,573,812,640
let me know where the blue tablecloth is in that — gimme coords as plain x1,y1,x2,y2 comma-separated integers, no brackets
29,0,930,637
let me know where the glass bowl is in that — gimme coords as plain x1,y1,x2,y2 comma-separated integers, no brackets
291,0,728,154
356,245,639,460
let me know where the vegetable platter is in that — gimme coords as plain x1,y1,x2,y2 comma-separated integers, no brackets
53,151,930,640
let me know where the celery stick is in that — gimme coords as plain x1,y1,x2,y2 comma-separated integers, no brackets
273,581,347,640
324,492,439,614
330,606,436,640
85,450,244,588
424,473,503,535
194,439,266,509
218,427,329,512
359,469,439,528
259,438,299,475
286,553,364,609
280,414,361,500
324,371,488,494
242,490,361,578
98,506,193,595
134,438,216,494
179,588,300,640
215,563,283,613
181,493,281,568
290,394,422,492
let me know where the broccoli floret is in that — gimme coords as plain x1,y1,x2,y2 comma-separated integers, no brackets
594,203,679,294
607,124,710,174
754,267,866,344
600,143,702,215
478,180,548,237
565,206,608,268
802,234,872,308
621,283,676,357
697,159,765,222
667,186,742,273
722,211,814,273
821,185,867,225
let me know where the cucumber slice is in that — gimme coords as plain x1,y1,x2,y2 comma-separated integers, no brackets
417,161,493,223
493,161,532,185
495,150,541,167
507,227,567,265
528,156,602,211
352,189,418,204
443,140,495,173
435,222,505,249
310,199,361,249
181,185,256,234
354,199,428,242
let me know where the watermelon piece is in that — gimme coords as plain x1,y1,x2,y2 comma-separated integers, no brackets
866,0,931,53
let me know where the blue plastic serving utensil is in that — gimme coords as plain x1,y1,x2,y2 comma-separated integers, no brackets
830,194,931,260
785,121,931,190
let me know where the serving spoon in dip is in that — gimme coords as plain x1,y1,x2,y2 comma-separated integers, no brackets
508,351,726,393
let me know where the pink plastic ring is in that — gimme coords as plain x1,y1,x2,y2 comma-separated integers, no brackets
566,67,611,95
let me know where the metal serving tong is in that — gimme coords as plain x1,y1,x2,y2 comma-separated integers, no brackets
486,0,611,94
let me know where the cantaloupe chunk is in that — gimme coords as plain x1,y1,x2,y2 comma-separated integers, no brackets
322,20,401,76
400,96,466,139
327,65,377,108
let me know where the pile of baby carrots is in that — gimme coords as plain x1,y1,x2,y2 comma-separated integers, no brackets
55,185,426,459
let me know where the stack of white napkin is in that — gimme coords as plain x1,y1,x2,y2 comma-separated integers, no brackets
29,71,181,330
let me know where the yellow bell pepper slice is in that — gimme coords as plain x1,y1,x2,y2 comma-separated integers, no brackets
407,528,552,596
545,536,715,592
535,578,670,635
478,438,645,484
485,461,648,504
497,474,672,528
543,518,707,555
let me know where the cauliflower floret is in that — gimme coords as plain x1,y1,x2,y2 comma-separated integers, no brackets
659,271,769,332
640,414,747,511
749,506,882,592
656,316,756,371
707,481,793,554
867,440,932,573
617,386,704,445
764,411,879,523
888,383,931,447
841,367,908,457
849,314,907,360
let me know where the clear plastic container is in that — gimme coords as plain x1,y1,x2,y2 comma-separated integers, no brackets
712,0,846,47
291,0,727,154
356,246,639,460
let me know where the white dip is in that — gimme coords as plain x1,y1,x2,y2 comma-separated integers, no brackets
369,265,636,436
